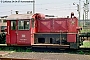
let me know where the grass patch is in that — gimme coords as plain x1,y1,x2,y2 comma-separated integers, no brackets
78,50,84,54
81,29,90,33
0,46,32,52
83,41,90,47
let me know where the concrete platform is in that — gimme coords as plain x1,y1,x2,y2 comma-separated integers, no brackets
0,51,14,57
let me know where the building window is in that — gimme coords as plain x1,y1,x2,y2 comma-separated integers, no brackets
0,20,1,22
3,20,7,23
18,20,30,30
1,26,7,32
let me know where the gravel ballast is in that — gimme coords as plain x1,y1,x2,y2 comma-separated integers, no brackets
2,52,90,60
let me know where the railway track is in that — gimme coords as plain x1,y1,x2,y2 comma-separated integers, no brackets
0,58,37,60
0,44,90,53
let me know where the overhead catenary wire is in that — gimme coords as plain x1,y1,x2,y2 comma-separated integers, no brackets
0,2,78,12
0,0,89,19
0,1,85,7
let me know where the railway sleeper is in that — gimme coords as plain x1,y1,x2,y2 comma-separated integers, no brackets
0,58,36,60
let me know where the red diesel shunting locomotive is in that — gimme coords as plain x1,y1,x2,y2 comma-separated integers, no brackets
6,13,82,49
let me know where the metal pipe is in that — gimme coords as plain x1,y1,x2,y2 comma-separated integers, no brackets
60,30,62,45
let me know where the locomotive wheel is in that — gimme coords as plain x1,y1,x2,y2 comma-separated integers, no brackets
7,44,11,46
70,43,79,49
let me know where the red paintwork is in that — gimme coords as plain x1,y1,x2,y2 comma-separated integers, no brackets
36,17,78,33
37,18,68,33
32,13,45,33
32,13,45,20
10,30,17,44
68,18,78,33
6,34,10,44
6,13,80,46
67,34,76,42
30,28,34,45
10,21,17,44
6,21,10,44
6,19,33,45
17,30,31,45
37,19,52,32
53,18,68,32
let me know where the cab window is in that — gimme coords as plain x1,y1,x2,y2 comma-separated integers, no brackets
11,21,16,30
18,20,30,30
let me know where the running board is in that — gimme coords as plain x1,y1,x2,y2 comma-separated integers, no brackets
32,44,69,48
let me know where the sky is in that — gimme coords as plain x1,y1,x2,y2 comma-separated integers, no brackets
0,0,90,19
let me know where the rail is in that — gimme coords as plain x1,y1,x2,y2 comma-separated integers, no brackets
0,58,37,60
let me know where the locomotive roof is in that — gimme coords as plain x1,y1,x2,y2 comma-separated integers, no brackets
6,14,33,20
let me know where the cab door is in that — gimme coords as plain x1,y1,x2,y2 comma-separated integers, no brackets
17,20,31,45
10,21,17,44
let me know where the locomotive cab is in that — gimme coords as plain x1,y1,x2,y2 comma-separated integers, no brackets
6,14,34,46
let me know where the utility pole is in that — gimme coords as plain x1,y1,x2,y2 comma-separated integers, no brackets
1,0,2,2
73,0,81,26
83,6,85,27
84,0,89,23
77,0,81,26
33,0,35,14
79,0,81,26
11,10,12,14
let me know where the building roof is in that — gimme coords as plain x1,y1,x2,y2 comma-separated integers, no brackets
0,16,8,18
6,14,33,20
